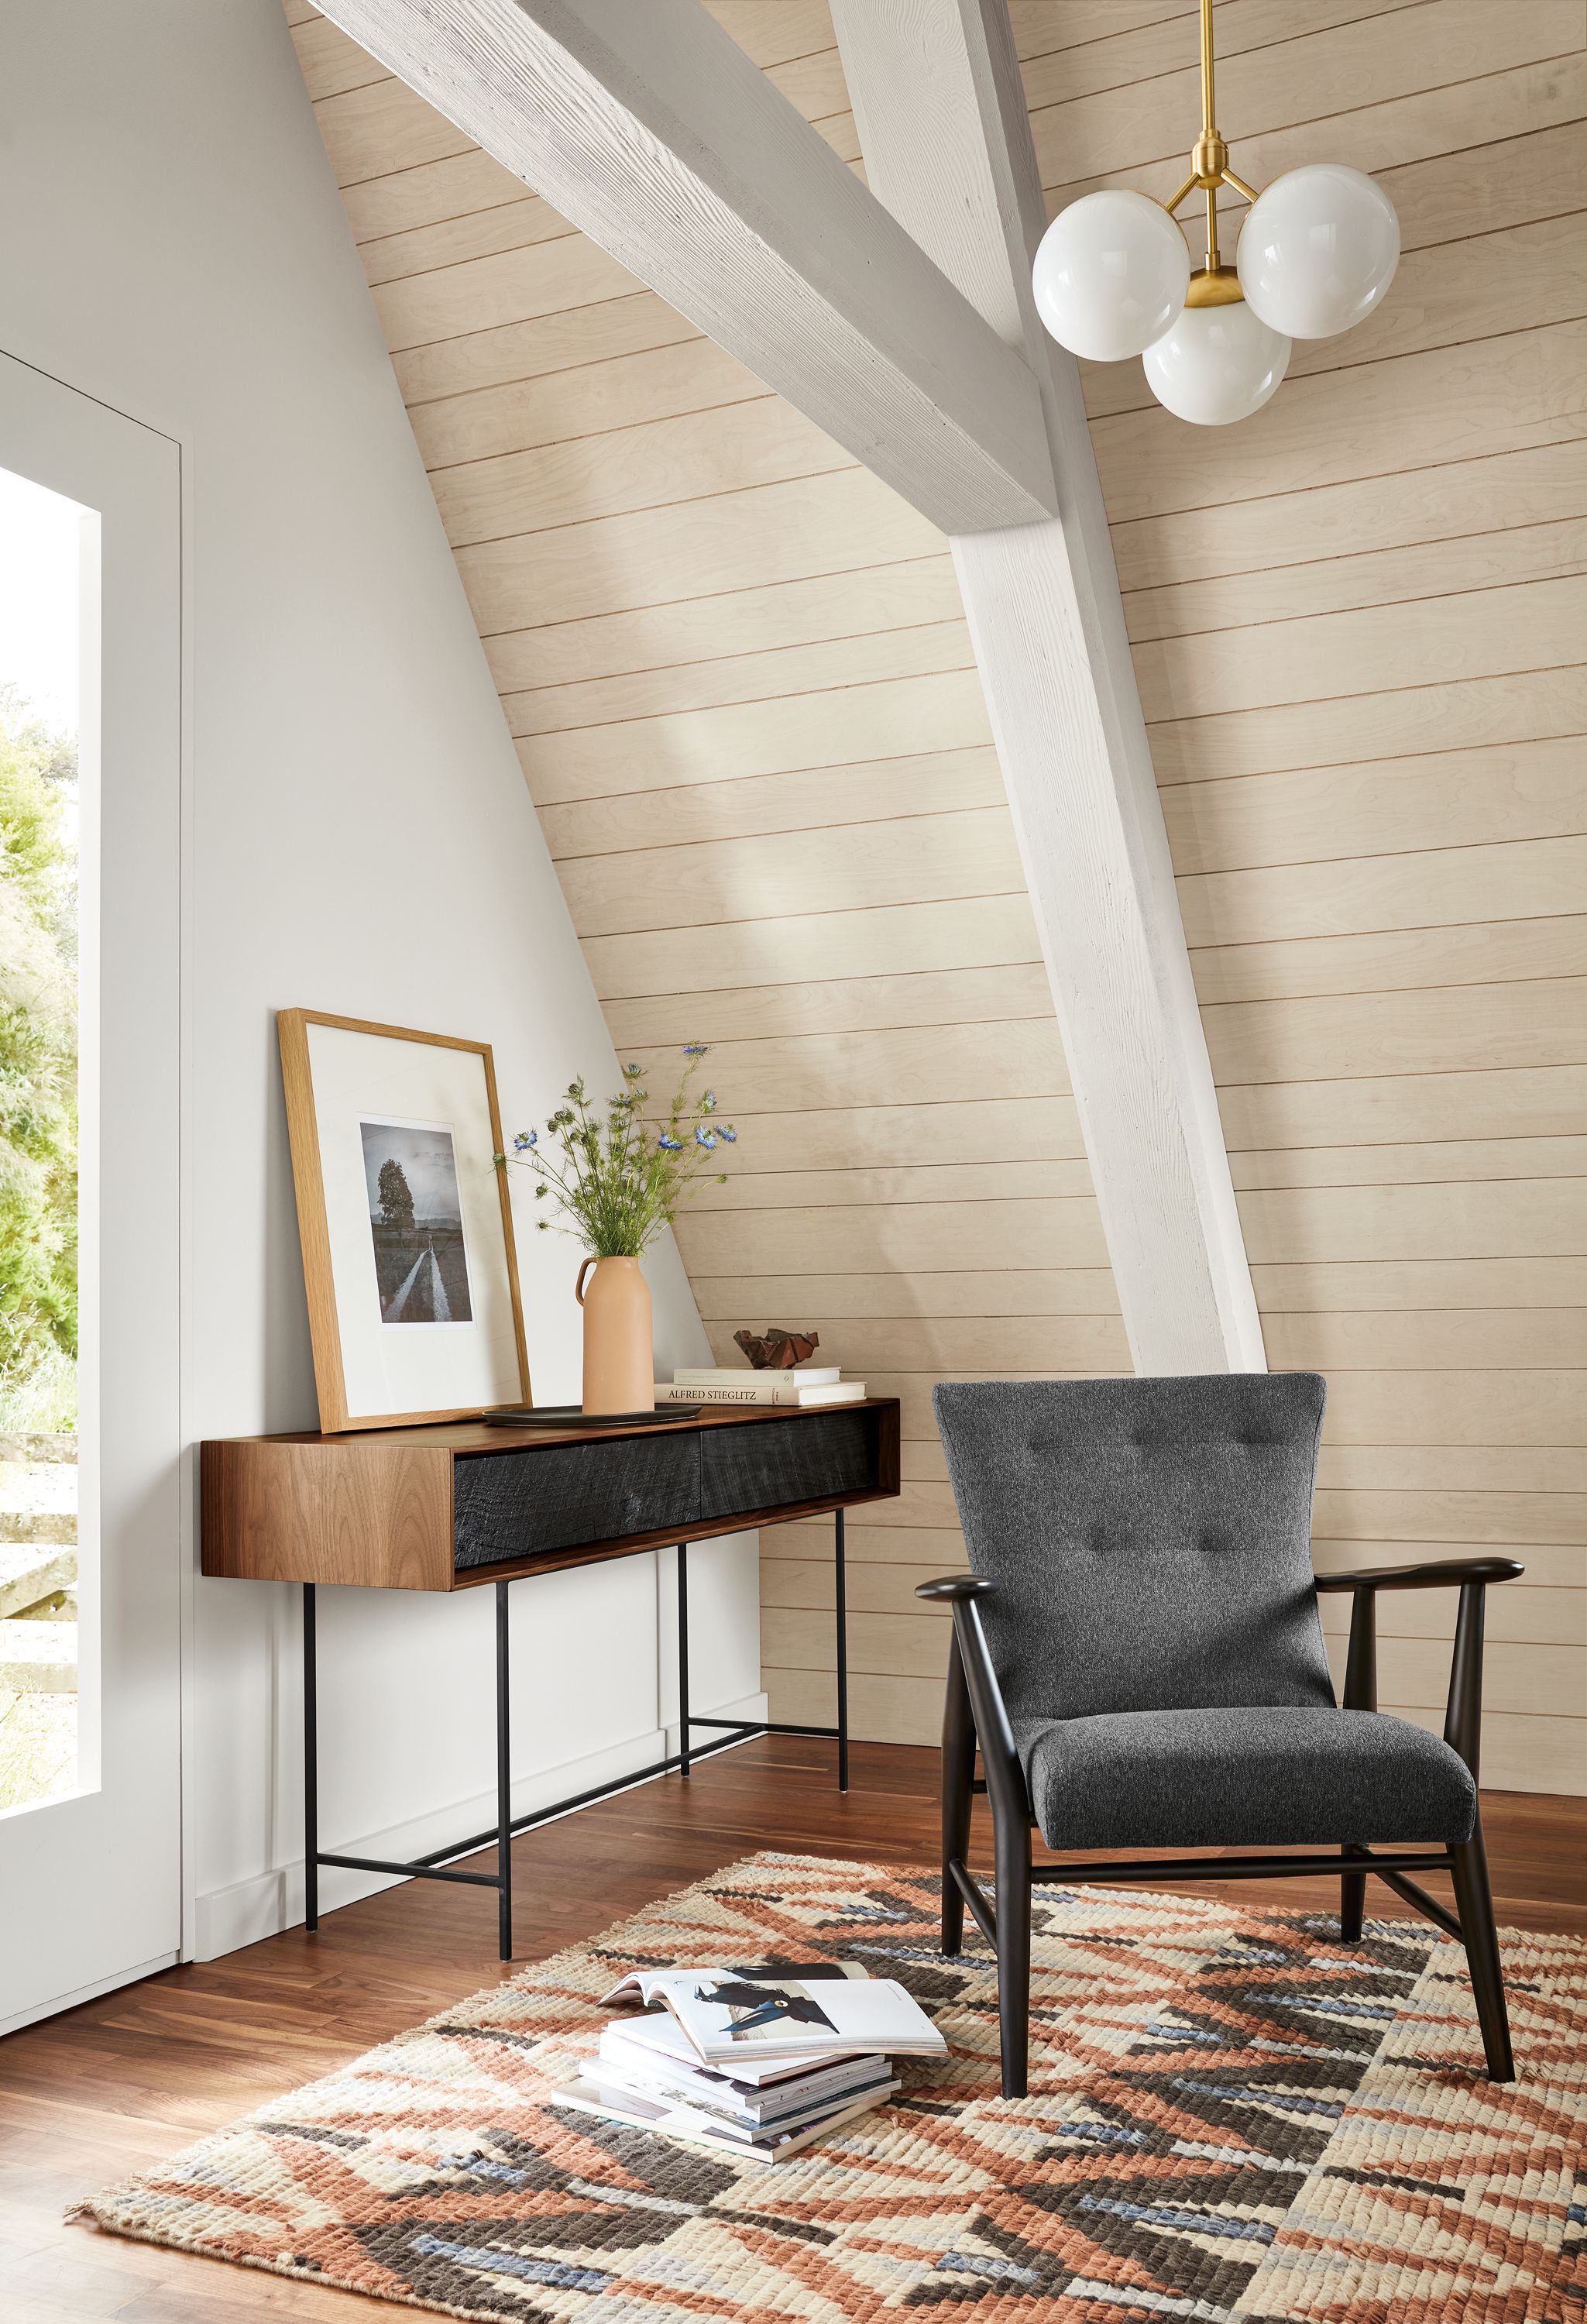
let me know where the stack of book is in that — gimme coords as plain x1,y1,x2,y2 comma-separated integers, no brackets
654,1366,865,1408
552,1963,944,2161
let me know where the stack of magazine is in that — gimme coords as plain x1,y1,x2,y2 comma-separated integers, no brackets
552,1962,944,2161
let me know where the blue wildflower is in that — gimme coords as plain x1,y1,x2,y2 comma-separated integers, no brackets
513,1129,538,1151
718,1126,737,1143
623,1061,643,1078
700,1089,716,1112
658,1133,684,1150
682,1042,709,1056
695,1125,718,1148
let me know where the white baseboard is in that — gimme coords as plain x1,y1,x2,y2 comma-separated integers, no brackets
192,1690,769,1963
0,1951,180,2039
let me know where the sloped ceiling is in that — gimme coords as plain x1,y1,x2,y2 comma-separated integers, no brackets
285,0,1585,1791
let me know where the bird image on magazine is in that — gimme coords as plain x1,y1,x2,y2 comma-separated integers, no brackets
698,1978,840,2038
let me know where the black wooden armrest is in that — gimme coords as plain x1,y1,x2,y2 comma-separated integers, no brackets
1322,1556,1520,1784
919,1573,1030,1827
1316,1556,1524,1593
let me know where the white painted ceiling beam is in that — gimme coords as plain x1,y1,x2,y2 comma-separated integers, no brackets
312,0,1059,536
830,0,1266,1373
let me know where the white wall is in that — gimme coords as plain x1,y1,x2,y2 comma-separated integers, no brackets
0,0,762,1958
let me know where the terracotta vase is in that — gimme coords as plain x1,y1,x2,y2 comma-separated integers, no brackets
575,1255,654,1415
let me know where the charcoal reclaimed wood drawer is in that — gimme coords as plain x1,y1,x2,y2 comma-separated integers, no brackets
453,1408,878,1571
201,1401,901,1592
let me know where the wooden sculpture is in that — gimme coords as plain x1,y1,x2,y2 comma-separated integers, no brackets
733,1327,820,1370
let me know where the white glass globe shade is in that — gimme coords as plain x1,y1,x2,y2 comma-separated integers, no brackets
1237,163,1400,339
1032,188,1190,363
1142,299,1291,425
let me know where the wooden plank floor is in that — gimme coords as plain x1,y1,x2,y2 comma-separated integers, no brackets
5,1735,1585,2322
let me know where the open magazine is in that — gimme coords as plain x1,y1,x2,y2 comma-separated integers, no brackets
599,2006,887,2100
599,1960,946,2064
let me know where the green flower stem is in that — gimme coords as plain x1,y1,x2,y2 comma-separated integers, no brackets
507,1051,733,1258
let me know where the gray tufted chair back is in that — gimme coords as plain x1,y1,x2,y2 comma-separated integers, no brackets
933,1375,1334,1724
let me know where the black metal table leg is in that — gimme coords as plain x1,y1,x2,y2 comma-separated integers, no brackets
304,1583,318,1931
294,1504,867,1954
835,1508,849,1793
677,1542,691,1778
496,1580,513,1961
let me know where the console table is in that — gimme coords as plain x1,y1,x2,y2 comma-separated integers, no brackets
201,1398,900,1956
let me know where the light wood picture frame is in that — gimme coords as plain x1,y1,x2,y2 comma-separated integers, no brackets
278,1009,531,1432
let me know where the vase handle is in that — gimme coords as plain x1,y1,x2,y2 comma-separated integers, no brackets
575,1255,596,1308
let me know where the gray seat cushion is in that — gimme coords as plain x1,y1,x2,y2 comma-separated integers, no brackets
1017,1705,1478,1850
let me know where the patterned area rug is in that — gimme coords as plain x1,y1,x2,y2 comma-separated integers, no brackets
74,1851,1587,2322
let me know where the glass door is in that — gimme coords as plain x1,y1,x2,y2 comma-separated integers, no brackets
0,462,84,1809
0,351,182,2031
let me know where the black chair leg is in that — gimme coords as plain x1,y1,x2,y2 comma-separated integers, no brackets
1449,1817,1513,2082
939,1635,974,1957
1340,1847,1367,1944
994,1815,1031,2099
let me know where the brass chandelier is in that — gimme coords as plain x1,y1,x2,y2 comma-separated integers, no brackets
1032,0,1400,425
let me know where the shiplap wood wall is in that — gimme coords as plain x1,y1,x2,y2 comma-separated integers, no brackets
287,0,1586,1793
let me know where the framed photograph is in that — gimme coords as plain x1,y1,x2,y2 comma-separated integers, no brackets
278,1010,531,1432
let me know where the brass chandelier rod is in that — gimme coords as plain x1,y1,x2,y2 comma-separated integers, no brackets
1162,0,1259,304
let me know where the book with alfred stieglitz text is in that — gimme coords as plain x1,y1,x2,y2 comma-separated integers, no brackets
655,1377,864,1408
